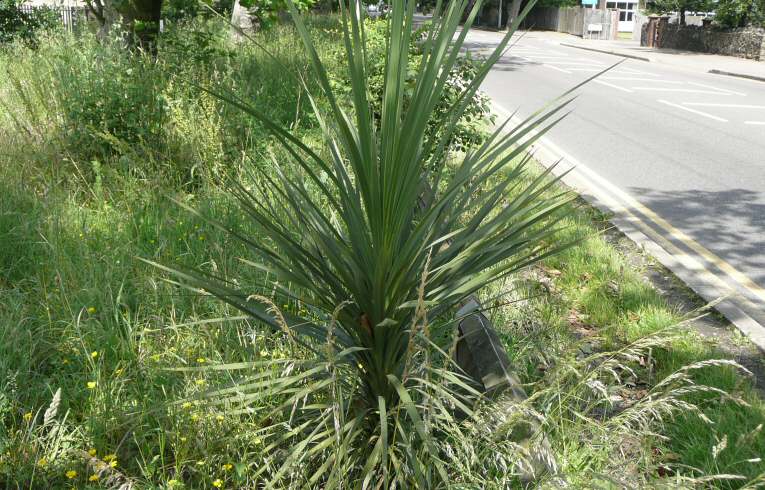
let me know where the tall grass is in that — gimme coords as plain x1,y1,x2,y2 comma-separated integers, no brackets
0,12,763,489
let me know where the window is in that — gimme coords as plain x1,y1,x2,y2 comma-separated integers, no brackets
627,12,634,20
606,2,616,7
619,10,627,20
617,2,627,9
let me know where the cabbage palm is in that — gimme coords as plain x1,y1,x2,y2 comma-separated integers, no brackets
149,0,588,484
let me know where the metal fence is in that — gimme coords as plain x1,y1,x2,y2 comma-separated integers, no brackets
18,5,89,32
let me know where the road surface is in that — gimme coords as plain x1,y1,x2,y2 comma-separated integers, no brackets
465,30,765,345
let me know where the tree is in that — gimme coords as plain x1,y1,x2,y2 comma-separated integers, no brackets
647,0,712,25
150,0,572,484
84,0,163,50
715,0,765,27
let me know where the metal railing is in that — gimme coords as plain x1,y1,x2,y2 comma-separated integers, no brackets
18,5,89,32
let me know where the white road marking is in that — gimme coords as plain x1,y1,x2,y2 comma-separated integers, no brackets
593,79,634,92
542,64,572,74
744,121,765,125
541,61,606,66
613,67,658,76
568,68,602,72
601,77,683,83
520,56,592,60
657,99,728,122
683,103,765,109
633,87,732,95
688,82,747,96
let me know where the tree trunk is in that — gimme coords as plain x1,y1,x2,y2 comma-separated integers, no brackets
121,0,164,53
230,0,256,41
508,0,523,26
679,7,685,25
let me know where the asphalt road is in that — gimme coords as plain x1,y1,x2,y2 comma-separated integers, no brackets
465,30,765,334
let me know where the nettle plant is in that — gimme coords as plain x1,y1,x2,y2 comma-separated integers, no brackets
150,0,591,485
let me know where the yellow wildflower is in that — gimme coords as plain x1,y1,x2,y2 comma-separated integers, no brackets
115,368,124,376
196,357,206,363
109,460,118,468
87,306,96,314
181,402,192,409
89,474,100,482
195,379,206,386
88,448,97,457
168,479,180,487
62,358,70,365
91,351,99,359
191,414,199,422
180,437,187,442
215,415,224,422
23,412,32,422
37,457,48,467
212,479,223,488
222,463,233,472
87,381,97,389
66,470,77,479
103,454,116,462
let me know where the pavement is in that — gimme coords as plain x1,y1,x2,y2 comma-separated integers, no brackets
556,33,765,82
464,29,765,350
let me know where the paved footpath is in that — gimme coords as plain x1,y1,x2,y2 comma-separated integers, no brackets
466,29,765,350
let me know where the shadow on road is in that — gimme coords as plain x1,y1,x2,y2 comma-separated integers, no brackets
630,186,765,286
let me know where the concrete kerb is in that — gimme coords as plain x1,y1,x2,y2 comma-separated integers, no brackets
490,101,765,354
709,68,765,83
558,42,652,61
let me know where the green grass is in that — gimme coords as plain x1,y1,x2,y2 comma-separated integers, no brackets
0,15,763,489
498,194,765,486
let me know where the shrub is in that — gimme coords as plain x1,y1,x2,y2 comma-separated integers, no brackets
51,41,167,157
0,0,59,45
328,18,494,153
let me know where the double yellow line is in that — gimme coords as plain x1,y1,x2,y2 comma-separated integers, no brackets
492,102,765,350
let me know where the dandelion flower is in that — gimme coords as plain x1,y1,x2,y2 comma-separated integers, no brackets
196,357,206,363
91,351,99,359
87,381,97,389
37,457,48,467
103,454,116,462
66,470,77,479
109,460,118,468
212,479,223,488
215,415,224,422
87,306,96,314
23,412,32,422
88,448,97,457
222,463,233,471
89,474,100,482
